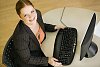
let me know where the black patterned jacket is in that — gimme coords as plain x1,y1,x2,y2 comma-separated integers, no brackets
12,9,57,67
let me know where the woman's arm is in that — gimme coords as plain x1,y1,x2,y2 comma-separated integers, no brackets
13,34,48,66
36,9,57,32
44,23,57,32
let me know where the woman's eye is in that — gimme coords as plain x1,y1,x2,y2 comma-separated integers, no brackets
31,10,34,13
24,14,28,17
24,14,27,17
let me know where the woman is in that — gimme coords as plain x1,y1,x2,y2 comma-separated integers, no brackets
13,0,64,67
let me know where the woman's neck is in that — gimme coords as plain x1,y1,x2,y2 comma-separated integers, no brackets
28,21,39,35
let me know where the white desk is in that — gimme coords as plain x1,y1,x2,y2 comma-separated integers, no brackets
41,7,100,67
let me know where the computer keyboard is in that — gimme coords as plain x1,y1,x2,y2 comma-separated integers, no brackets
53,27,77,65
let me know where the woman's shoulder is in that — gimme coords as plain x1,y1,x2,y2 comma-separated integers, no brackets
13,20,29,38
12,33,29,45
13,31,29,40
36,9,41,13
36,9,42,17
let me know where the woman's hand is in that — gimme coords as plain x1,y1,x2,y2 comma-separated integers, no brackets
48,57,63,66
55,25,66,30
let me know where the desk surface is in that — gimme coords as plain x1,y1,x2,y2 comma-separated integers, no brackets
41,7,100,67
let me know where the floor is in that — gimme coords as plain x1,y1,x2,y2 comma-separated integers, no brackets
0,0,100,67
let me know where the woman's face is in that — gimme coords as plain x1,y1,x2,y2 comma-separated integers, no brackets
20,5,37,26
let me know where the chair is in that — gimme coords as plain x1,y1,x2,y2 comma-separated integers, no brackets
2,36,17,67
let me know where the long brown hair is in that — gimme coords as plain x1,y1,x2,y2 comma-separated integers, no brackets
16,0,34,16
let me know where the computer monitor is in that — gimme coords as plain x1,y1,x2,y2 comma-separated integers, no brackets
80,13,98,61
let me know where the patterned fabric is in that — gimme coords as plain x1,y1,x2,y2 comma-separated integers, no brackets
2,9,56,67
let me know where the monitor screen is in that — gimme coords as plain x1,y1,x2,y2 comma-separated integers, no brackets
80,13,98,61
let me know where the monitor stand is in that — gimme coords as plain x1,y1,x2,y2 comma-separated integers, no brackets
85,41,98,58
